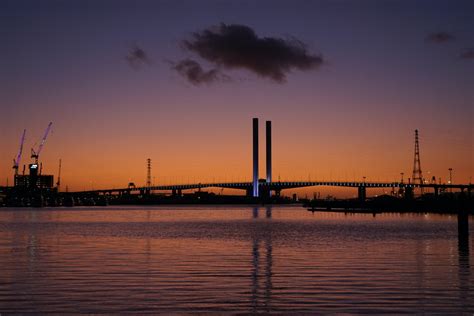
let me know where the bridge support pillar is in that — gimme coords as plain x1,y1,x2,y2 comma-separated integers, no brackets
261,187,271,200
358,186,366,202
434,186,439,197
275,189,281,197
177,189,182,197
172,189,177,196
404,186,414,200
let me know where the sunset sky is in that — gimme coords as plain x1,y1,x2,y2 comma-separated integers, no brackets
1,0,473,195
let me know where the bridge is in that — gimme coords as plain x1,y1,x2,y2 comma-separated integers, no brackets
3,118,471,203
68,118,473,200
71,118,472,201
76,181,473,201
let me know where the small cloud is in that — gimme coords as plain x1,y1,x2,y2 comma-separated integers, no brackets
126,44,151,69
459,49,474,60
426,32,456,43
172,59,229,85
182,23,324,83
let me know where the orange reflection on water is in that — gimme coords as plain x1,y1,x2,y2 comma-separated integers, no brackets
0,206,472,313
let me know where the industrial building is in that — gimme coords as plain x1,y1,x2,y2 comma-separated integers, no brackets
14,164,54,189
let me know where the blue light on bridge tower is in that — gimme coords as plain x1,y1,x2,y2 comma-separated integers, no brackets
253,118,259,197
266,120,272,197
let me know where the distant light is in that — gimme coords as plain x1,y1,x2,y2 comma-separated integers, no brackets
31,164,38,169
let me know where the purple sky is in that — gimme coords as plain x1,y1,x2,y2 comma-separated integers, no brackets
1,0,473,192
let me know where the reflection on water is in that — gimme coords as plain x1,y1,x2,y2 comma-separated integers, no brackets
458,210,470,311
0,206,472,313
250,206,273,313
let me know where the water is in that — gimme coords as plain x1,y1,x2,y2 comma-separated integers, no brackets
0,205,472,313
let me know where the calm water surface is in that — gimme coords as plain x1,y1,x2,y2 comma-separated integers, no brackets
0,206,472,313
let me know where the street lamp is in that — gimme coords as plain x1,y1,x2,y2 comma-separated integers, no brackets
448,168,453,193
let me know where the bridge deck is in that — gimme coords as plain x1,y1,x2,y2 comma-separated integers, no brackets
72,181,474,195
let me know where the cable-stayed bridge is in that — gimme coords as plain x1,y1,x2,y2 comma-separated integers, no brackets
77,180,473,200
72,118,472,200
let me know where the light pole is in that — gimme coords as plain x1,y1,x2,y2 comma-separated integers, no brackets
399,173,405,198
448,168,453,193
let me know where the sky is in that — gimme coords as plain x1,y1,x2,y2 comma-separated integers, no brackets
1,0,473,196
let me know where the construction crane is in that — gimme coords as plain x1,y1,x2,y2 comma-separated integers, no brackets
12,129,26,176
31,122,53,164
56,159,62,191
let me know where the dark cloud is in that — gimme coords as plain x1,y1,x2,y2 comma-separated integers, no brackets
173,59,229,85
459,49,474,60
126,45,151,69
182,23,324,83
426,32,456,43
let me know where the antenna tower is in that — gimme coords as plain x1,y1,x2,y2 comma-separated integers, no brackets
412,129,423,186
146,158,152,188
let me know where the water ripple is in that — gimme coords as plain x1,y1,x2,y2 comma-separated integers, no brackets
0,206,472,313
